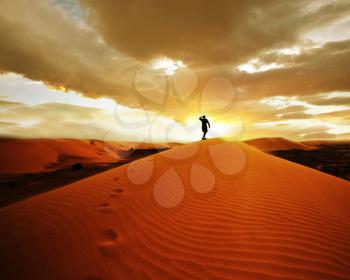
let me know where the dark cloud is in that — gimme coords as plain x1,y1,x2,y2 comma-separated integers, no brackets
80,0,350,66
1,0,350,113
0,0,139,107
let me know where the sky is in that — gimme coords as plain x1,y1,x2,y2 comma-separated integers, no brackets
0,0,349,142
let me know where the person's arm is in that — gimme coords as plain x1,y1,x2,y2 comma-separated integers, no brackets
207,120,210,128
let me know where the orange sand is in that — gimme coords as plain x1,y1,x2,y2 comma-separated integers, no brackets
1,139,350,280
0,139,123,174
0,139,171,175
245,137,316,152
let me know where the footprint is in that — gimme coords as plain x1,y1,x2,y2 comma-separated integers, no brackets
113,176,120,181
103,228,118,241
114,188,124,193
110,188,124,197
98,202,113,213
98,241,120,259
98,228,121,258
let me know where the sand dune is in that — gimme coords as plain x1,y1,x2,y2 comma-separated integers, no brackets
302,140,350,146
245,137,316,152
0,139,171,175
0,139,121,174
1,139,350,280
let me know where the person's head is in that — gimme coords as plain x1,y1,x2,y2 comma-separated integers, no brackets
203,115,206,119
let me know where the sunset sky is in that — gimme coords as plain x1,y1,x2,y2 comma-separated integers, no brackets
0,0,349,142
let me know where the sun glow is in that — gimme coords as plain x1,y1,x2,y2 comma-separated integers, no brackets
237,59,283,74
277,46,301,55
152,58,186,75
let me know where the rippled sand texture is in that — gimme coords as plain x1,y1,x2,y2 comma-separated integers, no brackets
1,139,350,280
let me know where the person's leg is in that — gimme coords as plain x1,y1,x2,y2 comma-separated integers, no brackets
203,131,207,140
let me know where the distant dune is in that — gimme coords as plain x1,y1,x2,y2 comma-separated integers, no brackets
244,137,316,152
0,139,172,207
302,140,350,146
0,138,171,175
0,139,120,174
1,139,350,279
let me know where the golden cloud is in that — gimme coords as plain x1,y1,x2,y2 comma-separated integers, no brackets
0,0,349,136
0,0,139,105
234,40,350,98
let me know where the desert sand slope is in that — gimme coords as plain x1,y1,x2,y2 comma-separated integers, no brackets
1,139,350,280
0,139,124,174
0,138,173,175
245,137,316,152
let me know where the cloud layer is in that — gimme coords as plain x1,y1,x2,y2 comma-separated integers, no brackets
0,0,349,140
0,0,139,104
81,0,350,66
235,40,350,98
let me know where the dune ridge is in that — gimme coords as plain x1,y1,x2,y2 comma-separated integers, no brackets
1,139,350,280
244,137,316,152
302,140,350,146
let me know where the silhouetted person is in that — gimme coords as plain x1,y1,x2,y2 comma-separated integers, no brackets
199,115,210,140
